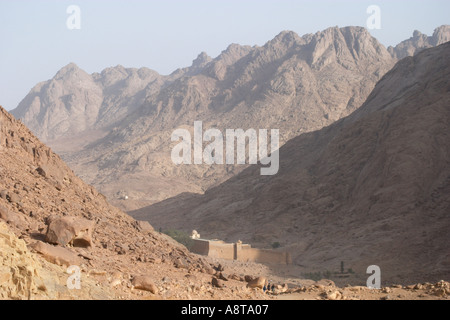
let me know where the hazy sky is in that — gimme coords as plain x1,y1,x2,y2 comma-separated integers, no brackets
0,0,449,111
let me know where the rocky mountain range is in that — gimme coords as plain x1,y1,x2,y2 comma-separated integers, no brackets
13,26,449,211
2,24,450,299
131,42,450,285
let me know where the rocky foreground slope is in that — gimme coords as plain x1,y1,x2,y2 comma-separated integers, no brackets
1,105,276,299
1,105,448,300
131,43,450,286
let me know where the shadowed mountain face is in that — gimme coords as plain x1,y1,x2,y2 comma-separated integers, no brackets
11,26,450,212
130,43,450,284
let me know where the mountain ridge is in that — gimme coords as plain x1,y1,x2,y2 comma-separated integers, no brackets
11,25,450,211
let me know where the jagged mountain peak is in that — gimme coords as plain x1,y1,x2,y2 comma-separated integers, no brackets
53,62,89,81
192,51,212,68
388,25,450,59
274,30,302,42
265,30,304,49
413,30,423,38
432,25,450,45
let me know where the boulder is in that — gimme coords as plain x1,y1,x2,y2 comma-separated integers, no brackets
247,276,267,289
0,190,8,200
36,166,49,178
212,277,225,288
0,205,12,222
326,290,343,300
245,275,256,282
174,258,188,269
0,205,27,229
29,241,81,267
316,279,336,287
202,265,216,275
131,276,158,294
276,283,289,293
8,193,22,205
217,272,229,281
215,264,225,272
45,216,95,248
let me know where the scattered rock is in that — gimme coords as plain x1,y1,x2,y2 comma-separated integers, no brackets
247,277,266,289
212,277,225,288
214,264,225,272
29,241,81,267
0,205,27,229
326,290,342,300
230,274,243,281
7,193,22,205
110,279,122,288
216,272,229,281
414,284,423,290
202,265,216,275
45,216,95,248
36,166,49,178
277,284,289,293
174,258,188,269
434,288,446,297
316,279,336,287
114,243,127,255
0,190,8,200
131,276,158,294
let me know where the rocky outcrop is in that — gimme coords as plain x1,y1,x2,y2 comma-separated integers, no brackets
247,276,267,290
29,241,82,267
45,216,95,248
0,204,27,229
0,221,48,300
388,25,450,59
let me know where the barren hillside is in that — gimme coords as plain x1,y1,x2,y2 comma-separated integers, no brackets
131,43,450,285
0,105,274,300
